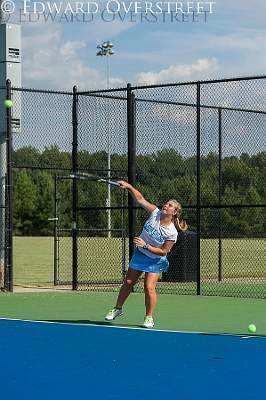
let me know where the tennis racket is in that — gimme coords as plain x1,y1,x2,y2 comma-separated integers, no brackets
70,172,120,187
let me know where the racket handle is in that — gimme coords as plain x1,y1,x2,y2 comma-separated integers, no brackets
109,180,121,187
70,174,87,180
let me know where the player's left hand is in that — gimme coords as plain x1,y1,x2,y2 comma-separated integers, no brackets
133,237,146,248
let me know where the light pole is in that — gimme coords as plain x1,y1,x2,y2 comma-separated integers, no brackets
96,41,114,238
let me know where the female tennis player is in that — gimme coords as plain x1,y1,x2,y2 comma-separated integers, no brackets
105,180,188,328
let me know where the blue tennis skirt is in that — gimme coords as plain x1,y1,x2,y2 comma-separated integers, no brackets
129,248,169,273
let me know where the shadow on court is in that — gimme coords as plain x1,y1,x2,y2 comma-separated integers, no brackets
38,320,266,337
45,319,143,328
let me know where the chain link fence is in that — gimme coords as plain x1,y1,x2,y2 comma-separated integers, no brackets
132,84,198,295
130,78,266,298
9,88,73,288
199,79,266,298
1,77,266,298
74,90,128,290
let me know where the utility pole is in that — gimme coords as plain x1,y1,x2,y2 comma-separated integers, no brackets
96,41,114,238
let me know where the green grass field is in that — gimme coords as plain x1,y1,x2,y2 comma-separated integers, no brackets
12,236,266,298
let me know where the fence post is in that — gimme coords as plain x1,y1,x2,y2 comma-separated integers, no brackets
196,82,201,295
53,174,59,286
127,84,136,262
218,107,222,281
5,79,13,292
72,85,78,290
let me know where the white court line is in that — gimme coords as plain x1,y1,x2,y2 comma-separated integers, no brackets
0,317,265,339
241,336,256,339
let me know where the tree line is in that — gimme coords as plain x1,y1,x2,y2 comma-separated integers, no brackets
12,146,266,236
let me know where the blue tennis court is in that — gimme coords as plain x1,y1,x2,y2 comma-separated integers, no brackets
0,318,265,399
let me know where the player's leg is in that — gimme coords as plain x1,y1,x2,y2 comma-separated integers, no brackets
144,272,160,316
105,268,142,321
115,268,142,308
143,272,160,327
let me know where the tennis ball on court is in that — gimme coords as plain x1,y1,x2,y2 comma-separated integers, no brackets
248,324,256,334
4,99,13,108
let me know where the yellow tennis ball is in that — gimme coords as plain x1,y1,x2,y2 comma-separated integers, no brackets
248,324,256,334
4,99,13,108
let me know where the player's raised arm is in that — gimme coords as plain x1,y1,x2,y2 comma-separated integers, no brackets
118,180,157,213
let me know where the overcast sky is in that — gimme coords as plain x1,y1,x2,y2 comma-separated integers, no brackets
4,0,266,90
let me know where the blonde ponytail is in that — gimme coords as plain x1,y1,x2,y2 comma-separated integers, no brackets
170,199,188,232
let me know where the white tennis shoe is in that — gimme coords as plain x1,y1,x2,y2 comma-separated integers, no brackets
142,316,155,328
105,307,123,321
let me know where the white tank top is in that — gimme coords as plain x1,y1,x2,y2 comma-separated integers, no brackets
139,208,178,259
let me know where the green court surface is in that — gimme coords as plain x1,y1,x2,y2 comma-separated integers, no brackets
0,292,265,336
